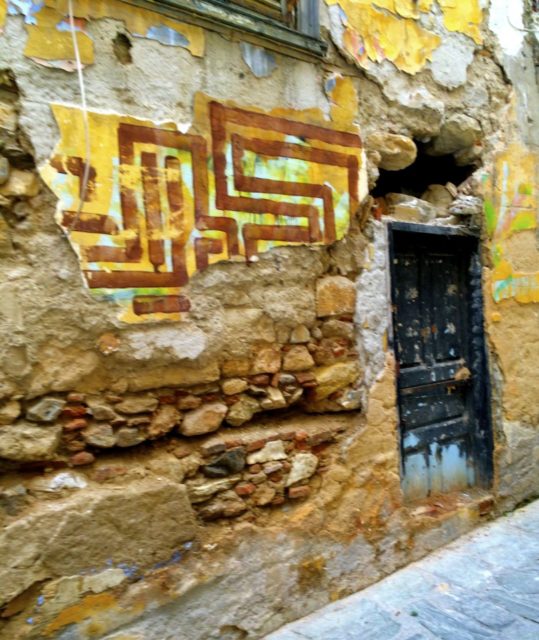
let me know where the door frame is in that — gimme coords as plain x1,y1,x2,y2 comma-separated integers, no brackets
387,221,494,492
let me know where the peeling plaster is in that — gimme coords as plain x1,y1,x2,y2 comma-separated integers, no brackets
240,42,277,78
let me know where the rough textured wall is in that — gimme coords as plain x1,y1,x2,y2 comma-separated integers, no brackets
0,0,537,638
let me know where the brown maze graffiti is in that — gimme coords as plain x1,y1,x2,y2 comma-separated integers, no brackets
55,102,362,316
209,101,362,259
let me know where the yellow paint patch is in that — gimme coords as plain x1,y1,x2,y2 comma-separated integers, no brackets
19,0,204,67
326,74,359,128
25,7,93,65
326,0,441,74
45,592,119,634
0,0,6,34
483,142,538,305
438,0,483,44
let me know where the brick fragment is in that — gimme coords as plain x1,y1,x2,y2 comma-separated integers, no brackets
235,483,256,497
288,485,311,499
70,451,95,466
64,418,89,432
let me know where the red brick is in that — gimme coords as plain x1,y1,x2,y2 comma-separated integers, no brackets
246,439,267,452
270,496,286,506
249,374,270,386
294,430,309,442
93,465,128,483
249,464,262,473
61,405,88,419
288,485,311,499
157,395,176,405
63,418,89,432
235,482,256,497
70,451,95,466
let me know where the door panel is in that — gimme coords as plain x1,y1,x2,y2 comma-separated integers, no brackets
390,225,492,500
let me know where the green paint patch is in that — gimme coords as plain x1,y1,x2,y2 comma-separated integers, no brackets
484,200,497,236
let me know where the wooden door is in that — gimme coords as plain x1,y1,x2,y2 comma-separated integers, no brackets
389,223,492,500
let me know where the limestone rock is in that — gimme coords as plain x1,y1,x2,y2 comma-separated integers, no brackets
226,395,260,427
221,378,249,396
180,402,227,436
116,427,146,447
421,184,453,212
198,497,247,520
290,325,311,344
449,195,483,216
247,440,287,465
428,114,481,156
0,169,40,197
312,361,361,400
251,346,282,374
187,476,241,503
86,397,117,421
146,452,201,483
0,399,21,425
259,387,287,410
0,480,197,607
316,276,356,317
252,485,276,506
148,405,181,439
0,423,61,461
386,193,437,222
115,396,158,414
322,319,354,340
304,387,361,413
177,394,202,410
82,423,117,448
283,346,315,372
366,132,417,171
26,397,65,423
202,448,246,478
286,453,318,486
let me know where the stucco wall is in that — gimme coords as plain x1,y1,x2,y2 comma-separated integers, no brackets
0,0,537,638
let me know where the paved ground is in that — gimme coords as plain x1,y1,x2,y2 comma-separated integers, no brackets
266,500,539,640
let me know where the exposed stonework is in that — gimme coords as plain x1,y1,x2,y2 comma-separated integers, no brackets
0,0,537,638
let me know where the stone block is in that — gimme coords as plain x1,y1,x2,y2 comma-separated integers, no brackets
286,453,319,486
251,346,282,374
247,440,287,465
0,480,197,607
283,346,315,372
0,423,61,461
0,399,21,425
226,395,260,427
26,397,66,423
147,405,181,439
180,402,227,436
366,132,417,171
0,169,40,197
316,276,356,317
312,361,361,400
82,423,116,448
115,396,158,414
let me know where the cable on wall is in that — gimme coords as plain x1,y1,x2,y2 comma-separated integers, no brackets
67,0,91,226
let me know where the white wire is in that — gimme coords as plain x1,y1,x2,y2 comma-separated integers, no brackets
67,0,91,226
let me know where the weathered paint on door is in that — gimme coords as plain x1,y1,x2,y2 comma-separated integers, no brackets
389,223,492,500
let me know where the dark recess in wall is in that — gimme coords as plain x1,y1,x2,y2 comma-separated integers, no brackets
372,143,476,198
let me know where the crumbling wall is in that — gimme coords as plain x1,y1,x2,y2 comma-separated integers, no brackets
0,0,537,638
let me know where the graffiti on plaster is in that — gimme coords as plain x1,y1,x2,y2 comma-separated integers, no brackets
2,0,204,68
41,93,364,322
325,0,483,75
484,144,539,304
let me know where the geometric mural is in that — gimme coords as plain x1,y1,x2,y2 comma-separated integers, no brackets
41,94,364,322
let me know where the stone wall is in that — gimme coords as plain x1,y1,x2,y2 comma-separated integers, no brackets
0,0,537,638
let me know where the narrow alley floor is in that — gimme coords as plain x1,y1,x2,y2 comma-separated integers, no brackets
266,500,539,640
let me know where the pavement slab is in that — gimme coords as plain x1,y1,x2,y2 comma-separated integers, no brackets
266,501,539,640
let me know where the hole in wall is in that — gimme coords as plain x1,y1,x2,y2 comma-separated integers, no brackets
113,32,133,65
372,142,476,198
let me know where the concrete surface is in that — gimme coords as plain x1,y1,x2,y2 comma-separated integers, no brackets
266,500,539,639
